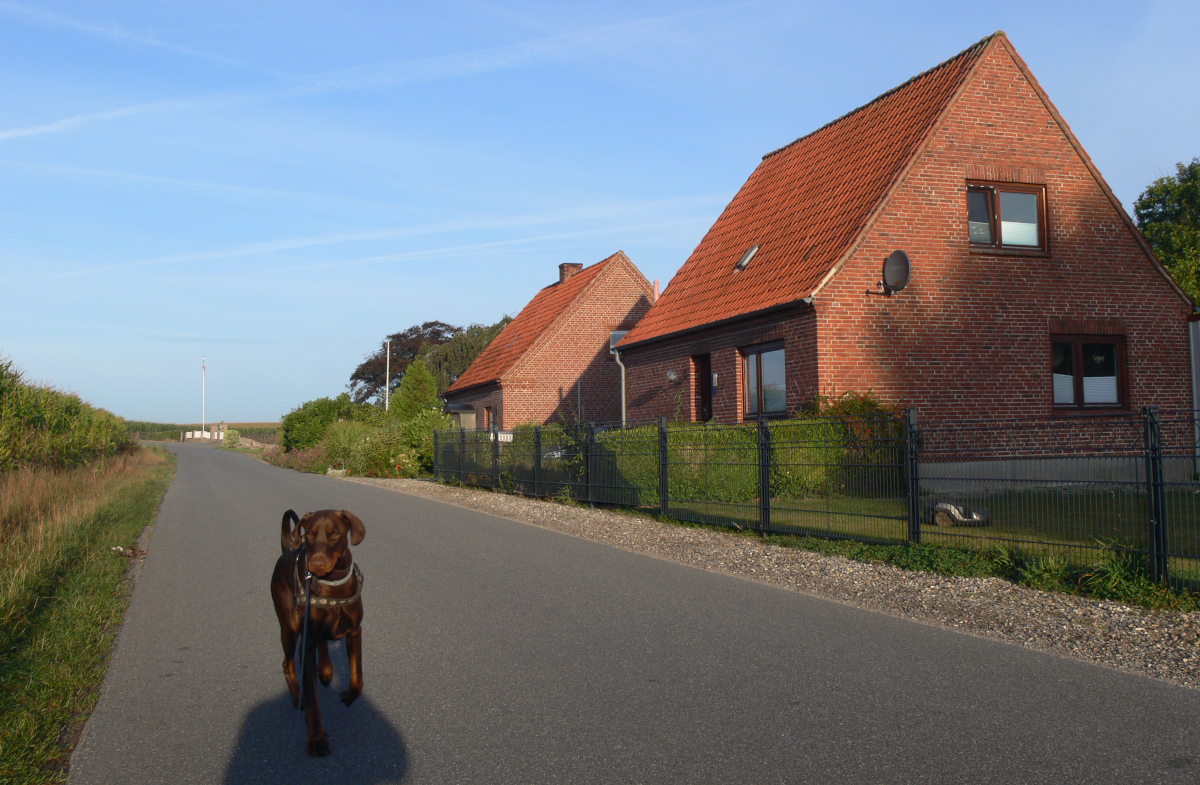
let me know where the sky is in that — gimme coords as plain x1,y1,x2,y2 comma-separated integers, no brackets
1,1,1197,423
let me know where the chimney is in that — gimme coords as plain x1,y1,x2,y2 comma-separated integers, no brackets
559,262,583,283
653,279,660,302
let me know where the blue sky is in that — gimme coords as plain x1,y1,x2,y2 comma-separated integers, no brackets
2,1,1196,423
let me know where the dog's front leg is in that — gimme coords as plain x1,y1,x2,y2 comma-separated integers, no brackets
279,621,299,707
302,641,330,756
341,626,363,707
317,639,334,687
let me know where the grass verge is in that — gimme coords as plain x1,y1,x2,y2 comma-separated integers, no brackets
0,448,175,784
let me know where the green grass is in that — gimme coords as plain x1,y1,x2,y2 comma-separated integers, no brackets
0,450,175,784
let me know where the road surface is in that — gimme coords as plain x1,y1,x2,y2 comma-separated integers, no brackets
69,443,1200,783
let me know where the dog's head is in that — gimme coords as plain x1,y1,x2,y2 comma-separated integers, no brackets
296,509,366,577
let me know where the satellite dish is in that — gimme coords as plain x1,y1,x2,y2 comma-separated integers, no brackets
882,250,911,293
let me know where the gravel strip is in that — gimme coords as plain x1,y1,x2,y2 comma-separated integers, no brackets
344,476,1200,690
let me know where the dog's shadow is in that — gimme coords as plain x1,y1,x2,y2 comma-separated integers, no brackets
224,642,408,784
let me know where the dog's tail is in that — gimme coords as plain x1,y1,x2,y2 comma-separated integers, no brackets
281,509,301,553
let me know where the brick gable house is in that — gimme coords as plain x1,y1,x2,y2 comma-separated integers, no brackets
443,251,654,429
616,32,1194,424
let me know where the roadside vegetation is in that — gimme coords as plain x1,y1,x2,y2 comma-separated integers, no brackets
602,505,1200,612
266,359,450,478
124,420,280,443
0,356,175,783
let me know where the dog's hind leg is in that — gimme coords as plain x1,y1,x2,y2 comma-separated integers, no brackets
317,639,334,687
341,626,363,707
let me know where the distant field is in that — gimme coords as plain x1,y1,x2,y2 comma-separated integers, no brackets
125,421,281,442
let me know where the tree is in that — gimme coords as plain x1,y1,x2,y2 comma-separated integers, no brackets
347,321,460,404
418,316,512,393
1134,158,1200,301
390,359,440,421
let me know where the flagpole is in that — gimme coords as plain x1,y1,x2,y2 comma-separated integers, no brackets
202,356,206,437
385,340,391,411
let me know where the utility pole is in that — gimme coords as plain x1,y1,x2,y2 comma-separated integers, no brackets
202,356,206,437
385,339,391,411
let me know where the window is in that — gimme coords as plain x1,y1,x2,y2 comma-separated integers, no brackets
1051,336,1125,409
742,343,786,418
967,182,1046,251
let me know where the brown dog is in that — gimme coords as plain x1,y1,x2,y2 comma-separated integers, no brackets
271,509,366,756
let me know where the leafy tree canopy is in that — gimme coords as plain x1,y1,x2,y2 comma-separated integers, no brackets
390,359,439,421
1135,158,1200,302
348,321,460,404
418,316,512,393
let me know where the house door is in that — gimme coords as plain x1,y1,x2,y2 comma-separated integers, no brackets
693,354,713,422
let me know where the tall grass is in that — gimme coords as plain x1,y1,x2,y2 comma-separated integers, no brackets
0,448,174,783
0,358,129,472
0,451,160,638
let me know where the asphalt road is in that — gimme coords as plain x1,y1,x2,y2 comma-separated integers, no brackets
68,443,1200,784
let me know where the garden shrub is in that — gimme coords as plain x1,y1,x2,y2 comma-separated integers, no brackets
281,394,357,451
263,443,329,474
323,420,375,469
222,429,241,449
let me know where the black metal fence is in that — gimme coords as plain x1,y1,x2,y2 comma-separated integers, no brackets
434,408,1200,591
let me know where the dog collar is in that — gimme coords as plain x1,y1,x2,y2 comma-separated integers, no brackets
315,565,356,587
294,562,364,607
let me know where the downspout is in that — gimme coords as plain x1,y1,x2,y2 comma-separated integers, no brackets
1189,315,1200,474
614,349,627,428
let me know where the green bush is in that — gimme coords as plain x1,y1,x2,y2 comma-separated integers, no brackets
281,394,357,451
222,429,241,449
312,409,452,477
0,357,129,472
322,420,374,469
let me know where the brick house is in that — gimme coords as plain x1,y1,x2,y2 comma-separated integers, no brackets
616,32,1194,424
443,251,654,429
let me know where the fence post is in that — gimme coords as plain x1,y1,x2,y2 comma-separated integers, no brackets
459,428,466,483
491,425,500,489
534,426,542,497
758,419,771,534
433,429,439,479
658,416,669,517
586,422,596,506
1143,406,1169,584
904,408,921,544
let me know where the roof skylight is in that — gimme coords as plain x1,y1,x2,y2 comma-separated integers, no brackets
735,245,760,271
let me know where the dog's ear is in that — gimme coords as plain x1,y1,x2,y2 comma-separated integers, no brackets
340,511,366,545
280,509,300,552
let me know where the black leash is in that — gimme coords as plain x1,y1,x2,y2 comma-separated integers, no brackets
296,570,313,711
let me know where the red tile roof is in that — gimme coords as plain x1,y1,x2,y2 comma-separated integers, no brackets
620,33,998,348
446,252,627,394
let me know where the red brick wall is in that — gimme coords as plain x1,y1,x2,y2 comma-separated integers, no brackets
503,257,653,427
622,306,818,423
815,40,1192,419
446,256,654,428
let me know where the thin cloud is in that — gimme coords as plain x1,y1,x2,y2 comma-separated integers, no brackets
0,1,259,70
22,194,724,281
0,158,416,211
0,3,748,143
